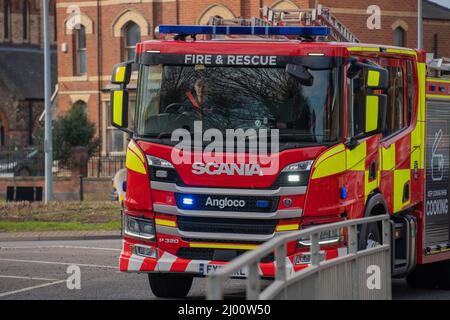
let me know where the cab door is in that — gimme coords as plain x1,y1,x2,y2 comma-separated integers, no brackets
378,57,416,214
344,57,387,219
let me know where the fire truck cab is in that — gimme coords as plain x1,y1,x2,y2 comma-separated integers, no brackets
110,19,450,298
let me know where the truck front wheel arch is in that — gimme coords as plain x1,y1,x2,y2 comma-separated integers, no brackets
358,192,389,250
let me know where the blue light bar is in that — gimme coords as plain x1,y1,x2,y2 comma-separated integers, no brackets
182,197,194,205
157,25,330,37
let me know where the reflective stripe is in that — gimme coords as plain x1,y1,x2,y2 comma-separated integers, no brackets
346,141,366,171
411,121,424,170
364,170,379,201
367,70,380,87
112,90,124,126
381,144,396,171
418,63,427,122
385,48,417,57
427,94,450,100
312,144,346,179
189,242,258,250
128,140,145,163
365,95,379,132
427,78,450,84
155,218,176,228
126,147,146,174
393,169,411,212
347,47,379,52
275,224,299,232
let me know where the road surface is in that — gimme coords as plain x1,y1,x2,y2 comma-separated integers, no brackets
0,239,449,300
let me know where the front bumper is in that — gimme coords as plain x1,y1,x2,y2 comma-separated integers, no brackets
119,240,345,278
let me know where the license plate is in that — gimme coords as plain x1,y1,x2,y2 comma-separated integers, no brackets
199,263,247,277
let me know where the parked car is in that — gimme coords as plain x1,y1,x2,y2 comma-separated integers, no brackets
0,149,44,177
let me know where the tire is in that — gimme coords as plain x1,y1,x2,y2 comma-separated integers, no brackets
17,167,31,177
148,273,193,298
406,264,440,289
358,219,381,251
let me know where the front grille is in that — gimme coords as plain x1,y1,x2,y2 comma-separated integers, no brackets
177,216,277,235
175,193,279,213
177,247,274,263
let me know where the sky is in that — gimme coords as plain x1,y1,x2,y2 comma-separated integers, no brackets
429,0,450,8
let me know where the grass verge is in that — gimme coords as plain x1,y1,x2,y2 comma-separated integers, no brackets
0,201,121,232
0,220,121,232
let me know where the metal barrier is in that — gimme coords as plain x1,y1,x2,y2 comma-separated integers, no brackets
207,215,391,300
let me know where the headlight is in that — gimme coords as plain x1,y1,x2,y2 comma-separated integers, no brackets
298,228,342,247
124,215,155,240
282,160,314,172
146,155,174,168
146,155,179,183
274,160,314,187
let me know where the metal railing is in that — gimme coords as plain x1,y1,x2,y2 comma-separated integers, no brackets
207,215,391,300
87,156,126,178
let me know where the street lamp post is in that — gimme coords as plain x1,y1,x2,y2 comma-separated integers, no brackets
43,0,53,203
418,0,423,49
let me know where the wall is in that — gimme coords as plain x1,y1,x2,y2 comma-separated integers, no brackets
0,176,112,201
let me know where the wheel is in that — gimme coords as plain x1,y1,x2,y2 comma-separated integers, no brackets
17,167,31,176
148,273,193,298
358,219,381,250
406,264,440,289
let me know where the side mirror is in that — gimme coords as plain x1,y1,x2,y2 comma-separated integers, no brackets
364,93,387,134
110,61,133,132
110,89,129,130
286,64,314,86
111,61,133,85
364,67,388,90
347,60,388,90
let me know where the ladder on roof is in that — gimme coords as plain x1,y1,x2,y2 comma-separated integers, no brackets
208,4,359,43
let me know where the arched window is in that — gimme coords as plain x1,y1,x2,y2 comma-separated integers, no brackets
3,0,10,39
23,0,29,40
74,25,87,75
393,27,406,47
123,22,141,62
73,100,87,113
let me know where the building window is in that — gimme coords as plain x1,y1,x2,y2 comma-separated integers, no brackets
123,22,141,64
3,0,10,39
74,25,87,75
393,27,405,47
73,100,87,113
23,0,29,40
433,33,439,58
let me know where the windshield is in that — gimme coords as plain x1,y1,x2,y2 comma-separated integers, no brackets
135,62,342,145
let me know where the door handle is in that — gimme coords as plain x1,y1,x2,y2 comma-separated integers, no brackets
369,160,377,181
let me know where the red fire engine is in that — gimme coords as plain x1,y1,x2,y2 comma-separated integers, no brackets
110,6,450,298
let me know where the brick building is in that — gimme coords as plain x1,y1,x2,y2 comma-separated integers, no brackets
55,0,450,156
0,0,57,150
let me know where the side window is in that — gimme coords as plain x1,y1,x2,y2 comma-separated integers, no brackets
406,61,415,125
384,66,405,136
347,67,366,138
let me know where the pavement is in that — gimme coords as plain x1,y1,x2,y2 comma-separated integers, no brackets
0,238,449,300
